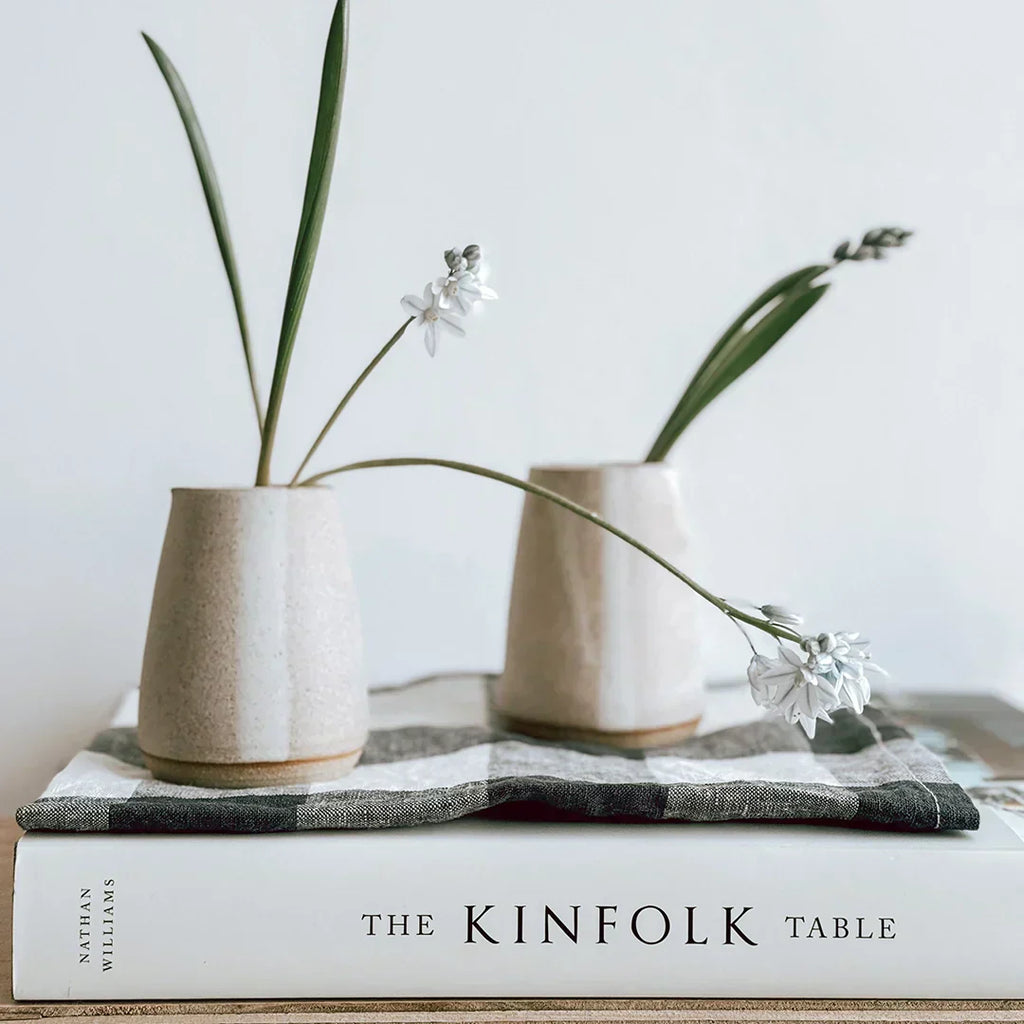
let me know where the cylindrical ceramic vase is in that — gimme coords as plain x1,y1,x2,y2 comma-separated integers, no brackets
495,463,703,748
138,487,367,788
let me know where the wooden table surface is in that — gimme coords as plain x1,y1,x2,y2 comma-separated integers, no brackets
2,819,1022,1023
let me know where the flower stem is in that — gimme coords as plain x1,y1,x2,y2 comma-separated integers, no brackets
298,456,803,643
288,316,414,486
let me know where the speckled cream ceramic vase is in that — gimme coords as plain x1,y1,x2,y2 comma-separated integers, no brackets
495,463,703,748
139,487,367,788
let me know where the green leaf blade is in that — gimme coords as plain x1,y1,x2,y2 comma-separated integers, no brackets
256,0,349,486
141,32,264,436
644,263,829,462
662,282,830,443
687,263,829,387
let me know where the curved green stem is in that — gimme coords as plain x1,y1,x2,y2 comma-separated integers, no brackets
298,456,802,644
289,317,414,486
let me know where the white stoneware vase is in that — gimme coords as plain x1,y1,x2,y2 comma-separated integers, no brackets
139,487,367,788
495,463,703,748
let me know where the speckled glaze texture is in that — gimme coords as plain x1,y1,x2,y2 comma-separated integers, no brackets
139,488,367,787
496,463,703,747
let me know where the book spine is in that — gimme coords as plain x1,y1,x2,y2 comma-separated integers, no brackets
12,819,1023,1000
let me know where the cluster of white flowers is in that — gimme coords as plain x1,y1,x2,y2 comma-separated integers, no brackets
747,616,884,739
401,245,498,357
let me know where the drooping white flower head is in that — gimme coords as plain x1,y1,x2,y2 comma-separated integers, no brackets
758,604,804,630
749,631,885,734
824,631,884,714
401,284,466,357
746,646,841,739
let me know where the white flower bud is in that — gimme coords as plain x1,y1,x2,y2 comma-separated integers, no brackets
444,248,468,273
759,604,804,629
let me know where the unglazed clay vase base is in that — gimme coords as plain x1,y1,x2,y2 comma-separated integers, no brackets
491,711,701,750
141,749,363,789
496,463,704,749
139,487,368,788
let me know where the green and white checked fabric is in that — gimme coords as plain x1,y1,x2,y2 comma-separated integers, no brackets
17,675,980,834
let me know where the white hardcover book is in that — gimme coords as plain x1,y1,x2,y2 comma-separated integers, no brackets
12,807,1024,1000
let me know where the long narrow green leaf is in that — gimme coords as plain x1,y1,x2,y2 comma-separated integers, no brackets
256,0,348,485
682,264,828,397
644,263,829,461
674,266,826,421
661,282,830,442
141,32,264,437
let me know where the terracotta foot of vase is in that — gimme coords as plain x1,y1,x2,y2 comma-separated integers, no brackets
491,711,701,750
141,748,364,789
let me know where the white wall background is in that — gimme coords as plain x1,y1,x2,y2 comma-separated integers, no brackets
2,0,1022,815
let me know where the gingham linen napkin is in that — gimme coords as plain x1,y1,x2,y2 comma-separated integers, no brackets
17,674,980,833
